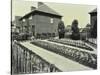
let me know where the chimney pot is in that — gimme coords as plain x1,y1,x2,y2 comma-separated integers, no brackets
31,6,36,11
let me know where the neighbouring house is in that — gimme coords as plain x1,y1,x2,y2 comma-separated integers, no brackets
18,2,62,39
87,8,97,44
89,8,97,38
80,8,97,43
80,24,91,40
11,20,20,40
11,21,15,33
65,25,72,38
12,16,22,33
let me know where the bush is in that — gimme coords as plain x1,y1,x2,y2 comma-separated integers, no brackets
71,19,80,40
48,39,93,51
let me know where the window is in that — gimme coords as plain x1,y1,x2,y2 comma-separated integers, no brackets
23,19,25,22
50,18,53,23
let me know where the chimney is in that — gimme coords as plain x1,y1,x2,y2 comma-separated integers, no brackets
38,2,44,7
31,6,36,11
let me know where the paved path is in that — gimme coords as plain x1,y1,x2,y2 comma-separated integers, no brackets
20,41,92,72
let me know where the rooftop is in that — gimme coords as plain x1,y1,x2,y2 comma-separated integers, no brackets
20,2,62,20
89,8,97,14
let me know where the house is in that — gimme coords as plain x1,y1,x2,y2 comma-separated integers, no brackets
12,16,22,33
65,25,72,38
80,8,97,42
80,24,91,40
11,20,20,40
11,21,15,33
19,2,62,39
89,8,97,38
87,8,97,44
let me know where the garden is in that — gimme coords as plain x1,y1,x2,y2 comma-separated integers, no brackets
31,40,97,69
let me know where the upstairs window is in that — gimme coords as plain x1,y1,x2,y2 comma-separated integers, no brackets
23,19,25,22
50,18,53,23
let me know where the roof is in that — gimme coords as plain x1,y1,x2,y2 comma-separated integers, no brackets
66,25,71,27
65,25,71,29
86,24,91,28
89,8,97,14
79,28,83,32
20,2,62,20
37,3,62,16
81,27,91,32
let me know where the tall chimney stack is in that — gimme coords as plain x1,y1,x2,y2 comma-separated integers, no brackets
38,2,44,7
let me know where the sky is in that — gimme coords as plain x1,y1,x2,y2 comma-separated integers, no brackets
12,0,97,28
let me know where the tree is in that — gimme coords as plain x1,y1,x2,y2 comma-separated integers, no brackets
58,21,65,39
71,19,80,40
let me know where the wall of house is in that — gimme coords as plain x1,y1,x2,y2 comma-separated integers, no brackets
90,13,97,38
34,14,61,38
14,16,22,33
15,16,21,27
19,14,61,39
90,14,97,28
54,17,61,36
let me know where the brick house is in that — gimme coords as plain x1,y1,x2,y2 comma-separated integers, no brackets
19,2,62,39
89,8,97,38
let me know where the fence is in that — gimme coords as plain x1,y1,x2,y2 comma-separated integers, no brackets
11,41,61,74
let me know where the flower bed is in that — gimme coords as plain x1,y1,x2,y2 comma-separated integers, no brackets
48,39,93,51
31,40,97,69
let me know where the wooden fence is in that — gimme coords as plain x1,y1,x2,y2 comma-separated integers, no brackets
11,41,61,74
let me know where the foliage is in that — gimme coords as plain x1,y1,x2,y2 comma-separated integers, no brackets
58,21,65,39
48,39,93,51
71,19,80,40
31,40,97,69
